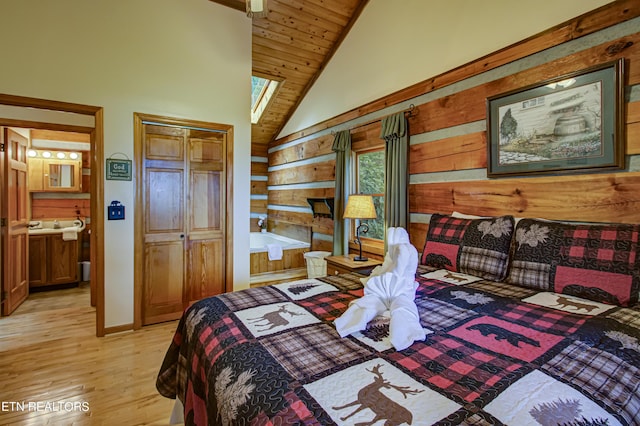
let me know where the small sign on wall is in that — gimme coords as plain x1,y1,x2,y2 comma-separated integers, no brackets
106,153,132,181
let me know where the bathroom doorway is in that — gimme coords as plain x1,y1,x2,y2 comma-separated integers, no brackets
0,94,105,336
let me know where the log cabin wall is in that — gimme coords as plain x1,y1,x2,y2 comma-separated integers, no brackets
268,1,640,255
251,143,268,232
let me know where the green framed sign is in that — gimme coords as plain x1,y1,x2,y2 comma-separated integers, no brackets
106,158,132,181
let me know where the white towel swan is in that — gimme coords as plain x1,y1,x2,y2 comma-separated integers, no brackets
334,227,426,350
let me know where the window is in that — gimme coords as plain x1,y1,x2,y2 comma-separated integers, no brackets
354,148,385,241
251,76,280,124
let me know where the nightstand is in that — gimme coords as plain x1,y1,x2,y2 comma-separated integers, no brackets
325,254,382,276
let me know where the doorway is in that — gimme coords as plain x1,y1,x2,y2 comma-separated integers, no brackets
0,94,105,336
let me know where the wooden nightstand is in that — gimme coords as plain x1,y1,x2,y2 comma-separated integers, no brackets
325,254,382,276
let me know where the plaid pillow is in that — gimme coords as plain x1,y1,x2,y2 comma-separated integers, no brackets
421,214,515,281
507,218,640,307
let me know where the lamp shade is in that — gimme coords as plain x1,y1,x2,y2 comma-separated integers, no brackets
343,195,377,219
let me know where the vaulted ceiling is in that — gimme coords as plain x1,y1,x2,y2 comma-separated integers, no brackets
210,0,369,150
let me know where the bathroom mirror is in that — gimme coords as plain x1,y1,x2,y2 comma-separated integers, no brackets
48,163,75,188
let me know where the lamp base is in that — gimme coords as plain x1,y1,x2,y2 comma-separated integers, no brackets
353,255,368,262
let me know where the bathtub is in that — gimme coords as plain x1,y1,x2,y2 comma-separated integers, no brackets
250,232,309,253
249,232,310,275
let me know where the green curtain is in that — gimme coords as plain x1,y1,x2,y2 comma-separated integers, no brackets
381,112,409,230
332,130,351,255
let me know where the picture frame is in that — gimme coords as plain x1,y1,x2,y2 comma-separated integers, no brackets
486,59,625,177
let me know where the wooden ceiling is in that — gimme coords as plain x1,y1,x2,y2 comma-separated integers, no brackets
210,0,369,150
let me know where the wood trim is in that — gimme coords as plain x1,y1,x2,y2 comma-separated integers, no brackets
103,323,134,335
0,93,101,116
133,116,143,330
93,109,105,337
272,0,640,145
209,0,245,13
225,127,234,294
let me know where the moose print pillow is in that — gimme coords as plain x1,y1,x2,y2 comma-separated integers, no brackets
421,214,515,281
506,218,640,306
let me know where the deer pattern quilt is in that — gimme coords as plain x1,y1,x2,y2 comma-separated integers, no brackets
156,266,640,426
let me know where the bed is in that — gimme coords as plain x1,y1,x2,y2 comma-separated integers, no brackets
157,214,640,425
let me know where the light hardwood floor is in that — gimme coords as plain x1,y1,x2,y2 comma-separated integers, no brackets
0,283,179,425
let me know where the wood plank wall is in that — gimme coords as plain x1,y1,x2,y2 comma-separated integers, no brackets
267,1,640,255
251,143,268,232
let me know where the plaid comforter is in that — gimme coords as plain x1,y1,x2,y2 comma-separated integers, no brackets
156,266,640,425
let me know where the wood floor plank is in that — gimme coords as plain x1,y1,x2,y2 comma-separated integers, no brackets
0,284,180,425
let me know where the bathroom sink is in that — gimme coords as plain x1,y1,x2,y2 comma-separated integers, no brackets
28,219,85,235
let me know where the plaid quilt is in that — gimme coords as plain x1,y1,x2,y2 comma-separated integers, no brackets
156,267,640,425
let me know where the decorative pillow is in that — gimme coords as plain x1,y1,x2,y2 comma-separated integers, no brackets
507,218,640,307
421,214,515,281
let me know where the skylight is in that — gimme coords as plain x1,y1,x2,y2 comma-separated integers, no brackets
251,76,279,124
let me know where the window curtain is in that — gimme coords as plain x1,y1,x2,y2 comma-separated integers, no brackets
332,130,351,255
381,112,409,230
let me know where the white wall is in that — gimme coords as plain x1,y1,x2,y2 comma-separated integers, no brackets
0,0,252,328
279,0,612,137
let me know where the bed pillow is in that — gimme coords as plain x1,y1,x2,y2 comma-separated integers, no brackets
421,214,515,281
507,218,640,307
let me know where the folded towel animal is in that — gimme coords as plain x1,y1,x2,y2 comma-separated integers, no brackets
334,227,426,350
266,244,283,261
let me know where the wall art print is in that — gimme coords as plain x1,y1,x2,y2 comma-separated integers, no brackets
486,59,624,177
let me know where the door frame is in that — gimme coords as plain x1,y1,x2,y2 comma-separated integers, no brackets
132,112,234,329
0,93,105,336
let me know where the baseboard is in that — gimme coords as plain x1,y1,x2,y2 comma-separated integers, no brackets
103,323,134,335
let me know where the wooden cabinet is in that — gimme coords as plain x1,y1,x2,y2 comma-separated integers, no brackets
27,158,45,192
325,254,382,276
27,153,82,192
29,234,79,288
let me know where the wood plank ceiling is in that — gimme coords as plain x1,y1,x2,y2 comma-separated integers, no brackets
210,0,369,152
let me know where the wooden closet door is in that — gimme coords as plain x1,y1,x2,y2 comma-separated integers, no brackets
141,124,227,325
142,125,186,325
186,130,225,303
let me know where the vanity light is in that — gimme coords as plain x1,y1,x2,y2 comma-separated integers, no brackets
28,150,37,157
69,152,79,160
42,151,52,158
56,152,66,159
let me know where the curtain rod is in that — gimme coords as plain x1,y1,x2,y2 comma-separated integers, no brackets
331,104,415,135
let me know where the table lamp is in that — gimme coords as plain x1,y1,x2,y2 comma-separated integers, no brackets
343,194,377,261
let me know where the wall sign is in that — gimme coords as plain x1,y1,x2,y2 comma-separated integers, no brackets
106,153,132,181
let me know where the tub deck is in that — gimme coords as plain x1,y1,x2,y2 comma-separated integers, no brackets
250,267,307,288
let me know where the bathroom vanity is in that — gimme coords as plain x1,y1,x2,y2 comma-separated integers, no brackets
28,220,84,288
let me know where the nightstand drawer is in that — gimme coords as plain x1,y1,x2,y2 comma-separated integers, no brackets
325,254,382,276
328,264,353,276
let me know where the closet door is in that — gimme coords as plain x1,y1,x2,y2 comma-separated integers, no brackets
142,125,186,325
186,130,226,303
140,124,227,325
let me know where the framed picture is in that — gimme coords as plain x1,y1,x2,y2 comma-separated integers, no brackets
486,59,624,177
